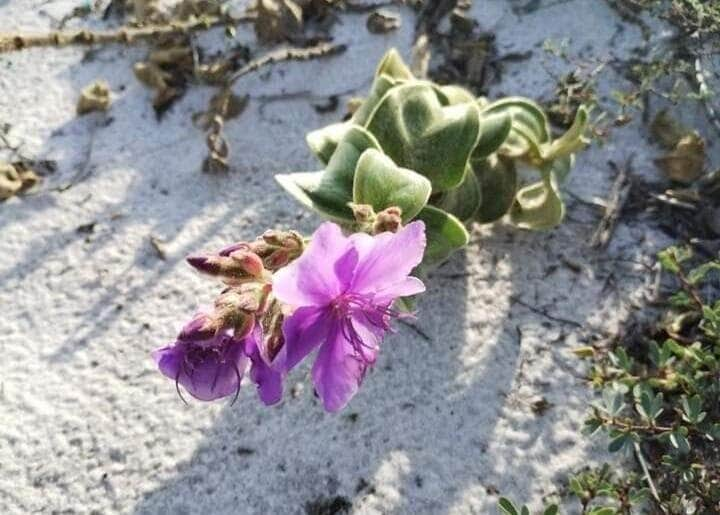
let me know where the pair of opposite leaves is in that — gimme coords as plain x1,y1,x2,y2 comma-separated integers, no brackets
276,49,589,266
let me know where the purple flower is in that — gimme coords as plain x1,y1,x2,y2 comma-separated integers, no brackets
153,313,283,404
272,221,426,412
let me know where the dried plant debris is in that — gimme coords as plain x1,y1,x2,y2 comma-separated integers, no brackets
650,111,706,184
0,162,40,200
366,10,400,34
545,68,602,129
654,132,706,185
412,2,499,93
77,80,111,115
250,0,303,44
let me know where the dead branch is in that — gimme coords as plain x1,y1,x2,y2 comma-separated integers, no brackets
590,159,633,249
0,14,254,54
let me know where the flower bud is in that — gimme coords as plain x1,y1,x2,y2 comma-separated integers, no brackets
349,203,376,224
177,312,218,342
248,230,305,270
261,303,285,363
187,249,266,284
373,206,403,234
228,249,265,278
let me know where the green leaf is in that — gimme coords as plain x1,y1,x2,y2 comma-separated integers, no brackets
435,84,476,105
366,82,481,191
473,111,513,160
657,246,692,274
432,165,482,222
508,164,565,230
669,431,690,454
474,156,517,223
588,508,616,515
352,74,400,126
353,149,431,222
542,106,590,161
497,498,519,515
415,205,470,266
306,122,351,165
481,97,550,158
608,433,630,453
277,125,381,221
375,48,414,80
543,506,559,515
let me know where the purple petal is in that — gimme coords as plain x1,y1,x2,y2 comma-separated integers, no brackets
275,306,331,372
249,356,283,405
153,345,183,380
374,276,426,304
311,320,372,412
244,325,284,405
350,221,426,296
273,222,353,307
153,340,249,401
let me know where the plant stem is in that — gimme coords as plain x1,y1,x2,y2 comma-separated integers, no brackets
633,442,668,513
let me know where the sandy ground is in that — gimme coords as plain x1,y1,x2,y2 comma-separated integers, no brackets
1,1,717,514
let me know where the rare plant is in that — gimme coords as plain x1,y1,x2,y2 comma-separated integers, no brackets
152,48,589,411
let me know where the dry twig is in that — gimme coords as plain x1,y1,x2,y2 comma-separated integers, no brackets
590,159,633,249
0,14,254,54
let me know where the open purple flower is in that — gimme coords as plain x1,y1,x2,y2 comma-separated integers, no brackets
152,314,283,404
272,221,426,412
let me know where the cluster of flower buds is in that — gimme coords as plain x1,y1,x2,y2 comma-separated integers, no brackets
350,204,404,235
187,229,304,283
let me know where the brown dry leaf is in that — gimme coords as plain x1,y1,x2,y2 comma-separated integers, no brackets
252,0,303,44
132,0,162,22
77,80,111,115
366,10,400,34
133,61,172,89
650,109,689,150
0,162,21,200
654,132,706,184
193,90,248,130
174,0,224,19
149,46,193,67
133,39,194,117
0,162,40,200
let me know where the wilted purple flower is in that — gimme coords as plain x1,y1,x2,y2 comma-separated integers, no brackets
272,221,426,412
153,313,283,404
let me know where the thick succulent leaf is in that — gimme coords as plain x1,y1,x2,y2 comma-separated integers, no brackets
550,154,573,184
542,106,590,161
306,122,351,165
275,171,351,222
353,149,431,222
352,74,399,126
508,164,564,230
432,166,482,222
415,205,470,266
474,155,518,223
435,84,476,105
473,110,513,160
481,97,550,158
277,126,380,221
375,48,414,80
366,83,481,192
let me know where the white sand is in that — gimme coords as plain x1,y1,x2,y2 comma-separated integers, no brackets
1,1,715,513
